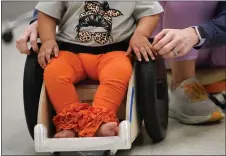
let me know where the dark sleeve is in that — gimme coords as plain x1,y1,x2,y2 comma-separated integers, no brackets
29,9,38,25
197,2,226,49
33,9,38,19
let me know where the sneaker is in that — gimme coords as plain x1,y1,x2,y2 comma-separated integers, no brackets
169,77,225,124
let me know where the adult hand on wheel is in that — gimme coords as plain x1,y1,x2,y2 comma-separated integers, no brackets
152,28,199,58
16,20,39,55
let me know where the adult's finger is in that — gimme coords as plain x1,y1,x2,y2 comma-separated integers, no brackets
19,34,30,54
153,29,169,45
162,43,184,59
30,30,39,52
178,45,192,57
16,44,25,54
158,38,179,55
153,32,174,51
140,47,149,62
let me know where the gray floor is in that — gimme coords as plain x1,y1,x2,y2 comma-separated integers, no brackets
2,23,226,155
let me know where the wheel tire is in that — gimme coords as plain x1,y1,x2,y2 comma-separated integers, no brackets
132,132,143,145
135,55,169,142
103,150,111,156
52,152,60,156
23,47,44,140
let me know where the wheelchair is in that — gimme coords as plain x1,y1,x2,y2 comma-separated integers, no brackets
2,12,169,155
22,39,169,156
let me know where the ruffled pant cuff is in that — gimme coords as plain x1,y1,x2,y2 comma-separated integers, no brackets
52,103,119,137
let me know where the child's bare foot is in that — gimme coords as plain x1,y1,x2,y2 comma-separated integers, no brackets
96,122,119,137
54,130,76,138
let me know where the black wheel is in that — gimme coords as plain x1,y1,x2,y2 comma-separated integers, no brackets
2,30,13,43
23,45,44,139
135,55,169,142
103,150,111,156
52,152,60,156
132,132,143,145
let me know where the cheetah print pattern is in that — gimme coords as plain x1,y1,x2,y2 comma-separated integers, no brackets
105,9,123,17
75,31,110,44
93,32,110,44
84,1,100,13
75,31,92,43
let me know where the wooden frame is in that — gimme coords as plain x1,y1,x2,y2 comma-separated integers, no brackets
34,70,141,155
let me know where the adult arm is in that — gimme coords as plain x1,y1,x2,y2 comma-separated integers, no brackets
197,1,226,48
153,2,226,58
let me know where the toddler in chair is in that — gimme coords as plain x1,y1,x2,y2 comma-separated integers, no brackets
35,1,163,138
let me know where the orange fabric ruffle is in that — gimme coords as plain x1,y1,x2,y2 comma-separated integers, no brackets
52,103,119,137
78,106,119,137
52,103,90,133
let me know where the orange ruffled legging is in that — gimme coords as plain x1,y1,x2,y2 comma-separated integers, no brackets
44,51,132,137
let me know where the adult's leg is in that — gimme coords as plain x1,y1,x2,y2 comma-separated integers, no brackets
209,45,226,68
169,58,224,124
162,1,217,83
203,45,226,93
160,2,224,124
167,47,224,124
169,59,196,89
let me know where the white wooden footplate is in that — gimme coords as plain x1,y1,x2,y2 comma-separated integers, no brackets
34,70,140,153
35,121,131,152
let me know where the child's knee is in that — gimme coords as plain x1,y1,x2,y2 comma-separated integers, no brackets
116,57,133,80
43,63,59,83
119,61,133,82
43,63,72,85
101,59,132,85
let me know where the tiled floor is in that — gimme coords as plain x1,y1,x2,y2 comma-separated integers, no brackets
2,23,225,155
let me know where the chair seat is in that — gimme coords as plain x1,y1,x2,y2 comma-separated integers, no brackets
75,79,126,120
76,79,100,86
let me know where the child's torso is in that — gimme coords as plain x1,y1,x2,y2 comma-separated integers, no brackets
56,1,137,47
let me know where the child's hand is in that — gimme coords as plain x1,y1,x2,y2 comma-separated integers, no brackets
125,33,155,62
38,39,59,68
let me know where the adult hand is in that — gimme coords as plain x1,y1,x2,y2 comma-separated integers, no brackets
16,20,39,55
152,28,199,58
